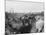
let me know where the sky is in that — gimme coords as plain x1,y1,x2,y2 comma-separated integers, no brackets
6,0,44,13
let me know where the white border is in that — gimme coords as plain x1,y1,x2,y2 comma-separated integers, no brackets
0,0,45,35
6,0,44,2
16,0,44,2
0,0,5,35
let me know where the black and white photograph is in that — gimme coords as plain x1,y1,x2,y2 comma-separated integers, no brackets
5,0,44,35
